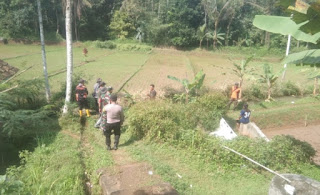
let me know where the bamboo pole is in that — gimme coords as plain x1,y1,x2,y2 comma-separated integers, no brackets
2,65,34,84
222,146,292,183
0,85,19,94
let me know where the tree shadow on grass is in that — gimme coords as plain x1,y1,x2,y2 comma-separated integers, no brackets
0,116,61,175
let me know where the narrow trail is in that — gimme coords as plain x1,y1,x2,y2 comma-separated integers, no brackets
100,147,178,195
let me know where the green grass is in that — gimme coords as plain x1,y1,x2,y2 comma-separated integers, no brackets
7,132,85,195
3,116,114,195
122,138,270,195
120,129,320,195
226,96,320,129
1,43,315,96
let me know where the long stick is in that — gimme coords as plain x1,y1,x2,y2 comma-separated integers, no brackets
222,146,291,183
2,65,34,84
0,85,19,94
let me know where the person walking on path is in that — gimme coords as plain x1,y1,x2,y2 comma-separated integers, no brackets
147,84,157,99
94,84,112,128
76,79,90,117
236,103,251,129
102,94,124,150
93,78,102,113
98,86,113,113
227,82,241,110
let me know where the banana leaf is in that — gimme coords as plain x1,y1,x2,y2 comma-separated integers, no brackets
283,49,320,66
253,15,320,43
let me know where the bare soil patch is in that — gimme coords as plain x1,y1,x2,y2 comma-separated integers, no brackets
99,148,178,195
263,125,320,164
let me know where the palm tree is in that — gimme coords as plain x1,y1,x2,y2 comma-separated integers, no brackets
63,0,73,114
37,0,51,103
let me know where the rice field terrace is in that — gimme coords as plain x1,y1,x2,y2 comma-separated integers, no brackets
1,43,314,96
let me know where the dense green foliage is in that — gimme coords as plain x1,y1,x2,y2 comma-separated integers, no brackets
0,0,309,48
127,96,316,171
0,80,58,138
127,93,227,140
3,132,84,195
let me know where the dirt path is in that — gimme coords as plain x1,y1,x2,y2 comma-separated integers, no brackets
99,148,178,195
263,125,320,164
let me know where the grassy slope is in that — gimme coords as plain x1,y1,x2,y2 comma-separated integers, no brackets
226,96,320,129
6,117,113,195
120,132,320,195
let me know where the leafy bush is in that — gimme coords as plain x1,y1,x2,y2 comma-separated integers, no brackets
127,94,316,171
176,133,315,171
0,174,24,194
280,81,300,96
5,132,85,195
242,84,265,101
127,94,227,140
94,40,116,49
92,40,152,51
0,79,59,138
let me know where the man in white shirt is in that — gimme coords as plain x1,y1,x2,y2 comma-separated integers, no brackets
102,94,124,150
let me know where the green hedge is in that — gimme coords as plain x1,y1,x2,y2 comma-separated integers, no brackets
127,93,316,171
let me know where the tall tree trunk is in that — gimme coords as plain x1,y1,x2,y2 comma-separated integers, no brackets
265,31,270,48
200,40,202,48
314,77,318,96
37,0,51,103
213,20,219,48
158,0,161,18
152,0,154,12
55,7,60,34
63,0,73,114
267,79,271,100
225,12,235,46
74,18,78,41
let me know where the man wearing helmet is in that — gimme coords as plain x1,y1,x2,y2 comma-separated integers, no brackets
76,79,90,117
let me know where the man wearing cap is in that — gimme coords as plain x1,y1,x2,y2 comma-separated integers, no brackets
76,79,90,117
93,78,102,113
227,82,241,110
102,94,124,150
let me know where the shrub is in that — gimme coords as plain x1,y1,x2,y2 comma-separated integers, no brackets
94,40,116,49
127,94,228,140
127,95,316,171
280,81,300,96
242,84,265,101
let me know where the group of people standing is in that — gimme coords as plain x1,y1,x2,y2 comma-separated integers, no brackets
75,78,250,150
76,78,124,150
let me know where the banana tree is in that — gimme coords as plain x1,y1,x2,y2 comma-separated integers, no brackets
307,66,320,96
197,24,206,48
205,31,225,47
167,70,206,103
258,64,279,101
230,55,255,87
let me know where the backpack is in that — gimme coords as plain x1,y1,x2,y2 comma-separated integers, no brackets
76,85,88,100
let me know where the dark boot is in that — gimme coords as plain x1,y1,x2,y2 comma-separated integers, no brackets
106,134,111,150
113,135,120,150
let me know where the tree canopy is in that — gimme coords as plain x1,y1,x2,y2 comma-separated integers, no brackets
0,0,318,48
